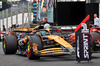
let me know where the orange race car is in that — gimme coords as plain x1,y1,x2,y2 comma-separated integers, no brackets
2,28,75,60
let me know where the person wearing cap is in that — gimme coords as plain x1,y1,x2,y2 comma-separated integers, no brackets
44,22,51,29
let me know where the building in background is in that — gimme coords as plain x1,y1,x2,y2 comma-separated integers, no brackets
58,0,85,2
7,0,21,2
0,2,11,11
7,0,32,2
86,0,100,3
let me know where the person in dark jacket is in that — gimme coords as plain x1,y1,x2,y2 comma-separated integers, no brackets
3,25,6,31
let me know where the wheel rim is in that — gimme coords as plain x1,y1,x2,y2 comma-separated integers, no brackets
3,38,6,53
3,42,5,50
26,40,31,58
26,41,30,53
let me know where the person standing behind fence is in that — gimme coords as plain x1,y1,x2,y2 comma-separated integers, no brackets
3,25,6,31
94,14,100,27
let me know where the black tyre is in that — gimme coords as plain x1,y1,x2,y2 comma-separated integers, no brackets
26,35,43,60
3,36,17,54
0,35,1,42
90,32,100,50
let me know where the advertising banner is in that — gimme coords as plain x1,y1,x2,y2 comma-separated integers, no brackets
33,0,54,23
75,15,91,62
33,0,38,22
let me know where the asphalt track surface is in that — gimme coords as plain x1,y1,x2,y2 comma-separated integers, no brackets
0,43,100,66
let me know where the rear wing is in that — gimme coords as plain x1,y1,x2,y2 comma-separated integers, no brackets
14,28,34,33
61,26,77,31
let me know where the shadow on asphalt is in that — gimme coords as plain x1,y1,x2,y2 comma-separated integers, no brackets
76,61,94,64
92,56,100,59
24,55,100,62
16,54,27,57
3,53,100,62
34,55,76,62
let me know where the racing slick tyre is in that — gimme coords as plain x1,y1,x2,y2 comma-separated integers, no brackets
3,36,17,54
0,35,1,42
90,32,100,51
26,35,43,60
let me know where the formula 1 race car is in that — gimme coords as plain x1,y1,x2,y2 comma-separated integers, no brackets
70,27,100,52
2,28,74,59
68,20,100,53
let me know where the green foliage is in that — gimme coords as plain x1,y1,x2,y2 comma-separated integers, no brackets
0,0,7,2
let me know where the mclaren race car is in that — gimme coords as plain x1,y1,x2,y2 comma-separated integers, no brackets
2,28,74,59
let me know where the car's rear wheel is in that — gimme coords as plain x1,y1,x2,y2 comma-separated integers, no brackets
0,35,1,42
26,35,43,60
3,36,17,54
90,32,100,51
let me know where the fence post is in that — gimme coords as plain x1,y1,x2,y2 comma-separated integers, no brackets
2,11,4,26
30,0,32,23
11,1,13,25
0,12,1,38
16,0,18,25
38,0,41,22
22,2,24,28
0,12,1,30
28,1,30,28
6,9,8,31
